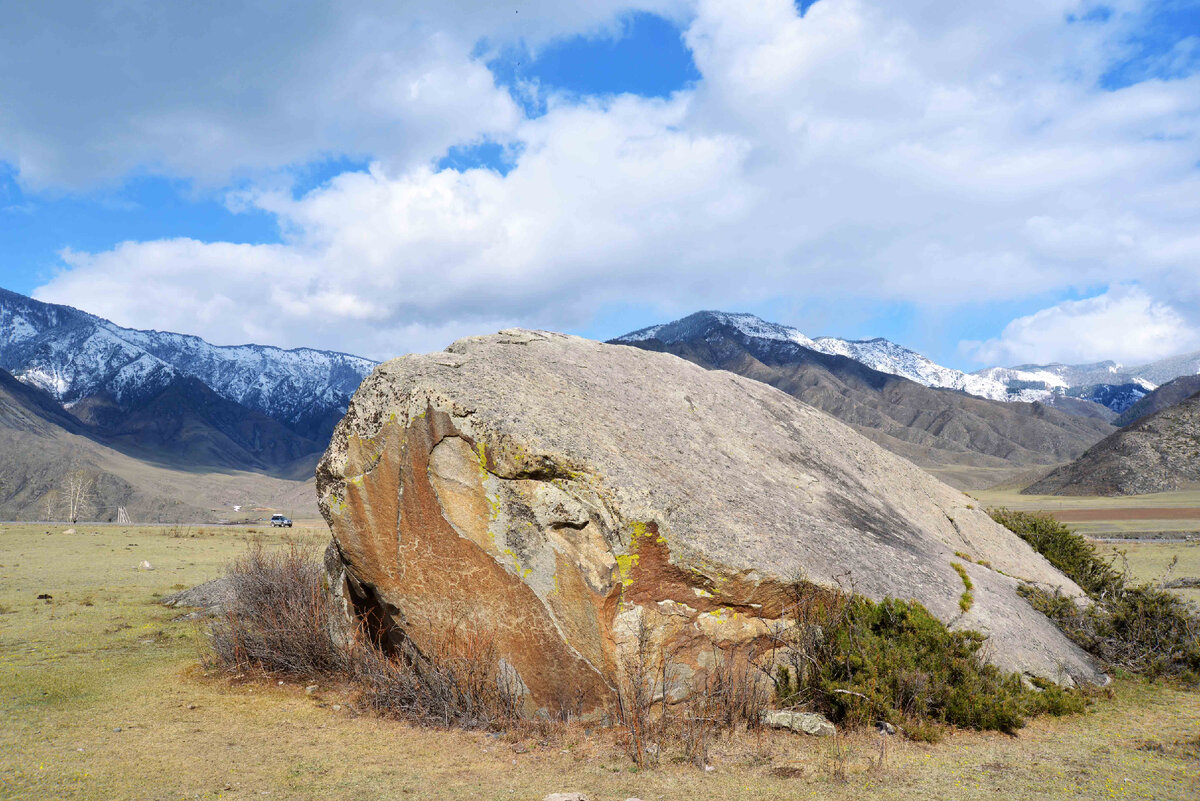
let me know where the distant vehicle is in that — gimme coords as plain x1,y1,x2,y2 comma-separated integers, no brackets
269,514,293,528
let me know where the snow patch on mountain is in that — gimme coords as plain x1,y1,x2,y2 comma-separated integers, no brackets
619,311,817,349
974,366,1072,391
0,287,376,435
617,311,1032,401
806,336,1047,402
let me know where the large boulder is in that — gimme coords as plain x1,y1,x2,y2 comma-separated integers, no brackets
317,331,1103,715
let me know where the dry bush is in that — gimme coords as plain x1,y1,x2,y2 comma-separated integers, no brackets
677,644,768,768
207,543,520,729
614,614,769,769
615,616,663,768
354,609,521,729
208,542,351,678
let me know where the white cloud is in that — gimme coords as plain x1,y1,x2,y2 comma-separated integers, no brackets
965,287,1200,366
0,0,688,189
27,0,1200,362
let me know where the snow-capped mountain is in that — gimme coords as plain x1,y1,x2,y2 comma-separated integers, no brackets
974,362,1156,394
971,365,1072,391
1132,349,1200,386
616,311,1036,402
0,287,376,440
804,336,1046,402
972,362,1163,415
615,310,1196,414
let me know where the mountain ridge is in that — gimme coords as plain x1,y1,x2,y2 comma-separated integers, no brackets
0,367,316,522
0,287,375,442
617,311,1031,402
611,312,1115,488
1114,374,1200,428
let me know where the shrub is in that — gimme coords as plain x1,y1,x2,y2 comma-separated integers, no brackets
207,542,520,728
987,509,1123,597
1020,583,1200,681
353,613,521,728
208,542,351,678
991,508,1200,683
769,583,1068,737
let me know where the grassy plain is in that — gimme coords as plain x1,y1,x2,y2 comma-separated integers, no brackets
2,522,1199,801
1093,540,1200,606
970,488,1200,513
969,487,1200,605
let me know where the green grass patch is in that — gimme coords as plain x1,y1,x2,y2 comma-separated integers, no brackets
951,562,974,612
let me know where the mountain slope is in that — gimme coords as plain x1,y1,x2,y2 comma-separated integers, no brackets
71,376,320,474
1025,390,1200,496
0,369,315,522
620,311,1027,401
1115,374,1200,427
1132,349,1200,386
611,312,1114,488
0,287,375,441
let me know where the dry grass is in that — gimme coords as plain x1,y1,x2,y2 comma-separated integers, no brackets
2,522,1199,800
1097,540,1200,606
971,487,1200,512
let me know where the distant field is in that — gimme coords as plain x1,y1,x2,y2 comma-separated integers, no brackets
1096,540,1200,606
969,488,1200,541
1051,508,1200,522
971,488,1200,512
967,489,1200,604
2,523,1199,800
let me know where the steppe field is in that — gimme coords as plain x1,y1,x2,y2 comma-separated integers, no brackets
2,520,1198,801
972,488,1200,606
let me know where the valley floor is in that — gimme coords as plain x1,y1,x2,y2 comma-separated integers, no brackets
2,523,1198,801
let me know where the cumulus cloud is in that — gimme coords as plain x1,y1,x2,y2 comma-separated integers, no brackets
26,0,1200,361
964,287,1200,366
0,0,688,189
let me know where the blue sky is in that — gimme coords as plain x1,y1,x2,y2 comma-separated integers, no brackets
2,1,1199,368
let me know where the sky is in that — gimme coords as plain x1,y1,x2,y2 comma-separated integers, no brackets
1,0,1199,369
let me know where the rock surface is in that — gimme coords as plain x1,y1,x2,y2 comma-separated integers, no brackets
161,578,233,614
761,710,837,737
317,331,1104,715
610,311,1115,489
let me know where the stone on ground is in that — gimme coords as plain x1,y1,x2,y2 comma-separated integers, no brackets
317,330,1105,717
761,710,837,737
161,577,232,614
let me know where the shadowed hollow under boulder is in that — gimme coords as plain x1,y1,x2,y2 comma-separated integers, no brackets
316,330,1104,716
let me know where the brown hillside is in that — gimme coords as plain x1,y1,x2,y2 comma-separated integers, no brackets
1025,391,1200,496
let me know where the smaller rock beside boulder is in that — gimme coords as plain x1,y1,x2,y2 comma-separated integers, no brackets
161,577,233,616
761,710,837,737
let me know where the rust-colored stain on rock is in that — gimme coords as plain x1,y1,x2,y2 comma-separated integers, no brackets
327,409,614,713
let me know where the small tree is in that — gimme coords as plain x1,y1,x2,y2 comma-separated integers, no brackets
42,488,60,521
62,468,95,524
